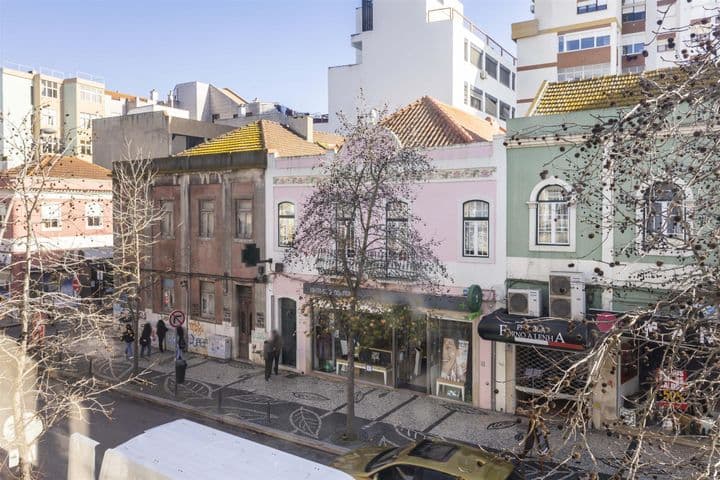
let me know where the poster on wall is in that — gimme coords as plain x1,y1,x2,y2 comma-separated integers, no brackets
441,338,468,383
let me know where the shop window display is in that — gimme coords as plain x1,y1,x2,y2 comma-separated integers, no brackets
429,317,473,403
313,311,393,386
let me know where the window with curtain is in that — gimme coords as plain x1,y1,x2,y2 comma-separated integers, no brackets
41,203,61,229
536,186,570,245
235,199,253,239
160,201,174,238
336,204,355,257
644,182,685,244
200,281,215,317
278,202,295,247
162,278,175,311
463,200,489,257
86,203,102,227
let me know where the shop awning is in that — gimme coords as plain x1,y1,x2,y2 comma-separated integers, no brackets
477,309,599,351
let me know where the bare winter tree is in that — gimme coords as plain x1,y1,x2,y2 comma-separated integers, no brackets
286,106,447,439
506,10,720,478
0,112,133,479
111,148,163,376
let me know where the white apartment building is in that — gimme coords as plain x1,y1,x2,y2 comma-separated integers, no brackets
0,64,147,168
327,0,517,132
513,0,718,116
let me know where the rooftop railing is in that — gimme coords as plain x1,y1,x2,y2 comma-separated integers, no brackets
427,7,517,66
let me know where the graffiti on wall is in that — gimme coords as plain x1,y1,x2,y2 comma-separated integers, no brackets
188,319,209,354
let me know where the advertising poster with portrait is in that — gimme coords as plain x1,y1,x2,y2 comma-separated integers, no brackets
441,337,469,383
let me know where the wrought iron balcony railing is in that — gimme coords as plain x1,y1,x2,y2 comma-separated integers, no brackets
315,249,419,281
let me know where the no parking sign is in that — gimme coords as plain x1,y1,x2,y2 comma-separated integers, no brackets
168,310,185,328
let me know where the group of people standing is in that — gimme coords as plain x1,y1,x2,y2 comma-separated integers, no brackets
121,319,176,359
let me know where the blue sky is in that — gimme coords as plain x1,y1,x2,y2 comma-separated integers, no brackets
0,0,529,113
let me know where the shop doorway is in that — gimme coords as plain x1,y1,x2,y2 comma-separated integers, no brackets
396,314,428,393
236,285,253,360
279,298,297,367
515,346,587,401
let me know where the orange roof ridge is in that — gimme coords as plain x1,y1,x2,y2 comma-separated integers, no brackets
423,97,475,144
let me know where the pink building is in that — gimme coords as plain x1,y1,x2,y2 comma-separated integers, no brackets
266,97,507,409
0,156,113,297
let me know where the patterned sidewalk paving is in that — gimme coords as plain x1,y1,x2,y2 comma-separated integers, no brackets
72,341,694,480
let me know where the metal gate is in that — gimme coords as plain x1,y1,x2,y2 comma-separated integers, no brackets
515,346,589,400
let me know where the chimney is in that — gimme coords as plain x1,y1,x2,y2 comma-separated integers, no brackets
168,91,174,107
150,89,159,104
287,114,314,143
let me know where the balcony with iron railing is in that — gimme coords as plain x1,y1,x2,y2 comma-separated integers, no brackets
315,248,420,282
427,7,517,66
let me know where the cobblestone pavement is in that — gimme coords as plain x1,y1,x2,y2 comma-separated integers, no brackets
70,343,695,480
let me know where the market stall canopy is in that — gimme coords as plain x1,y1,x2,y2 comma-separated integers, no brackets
477,309,599,351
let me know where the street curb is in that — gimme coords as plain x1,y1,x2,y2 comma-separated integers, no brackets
116,387,351,456
55,369,351,457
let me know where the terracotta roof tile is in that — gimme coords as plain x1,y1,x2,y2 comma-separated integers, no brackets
530,70,696,116
178,120,338,158
382,96,499,148
4,156,111,180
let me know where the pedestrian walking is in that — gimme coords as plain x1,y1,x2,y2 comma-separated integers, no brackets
140,322,152,358
271,329,283,376
121,324,135,359
175,325,187,360
156,319,168,352
263,339,274,381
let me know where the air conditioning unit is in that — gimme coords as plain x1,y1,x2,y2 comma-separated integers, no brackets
479,70,488,80
507,289,542,317
548,272,585,320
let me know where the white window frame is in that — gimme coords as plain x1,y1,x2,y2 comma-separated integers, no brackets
42,108,57,127
463,200,490,258
278,202,295,248
634,179,694,256
558,28,611,53
0,203,7,225
79,86,102,104
85,203,102,228
79,138,92,156
200,281,215,318
41,203,61,230
41,80,58,98
528,179,576,252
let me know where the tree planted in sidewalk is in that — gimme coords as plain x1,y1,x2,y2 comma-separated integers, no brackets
506,12,720,477
0,112,135,479
111,148,164,375
286,105,447,439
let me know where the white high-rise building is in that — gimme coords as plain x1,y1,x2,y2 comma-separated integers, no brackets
513,0,718,116
327,0,517,132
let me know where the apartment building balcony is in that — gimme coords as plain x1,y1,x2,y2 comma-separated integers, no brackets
427,7,517,66
316,249,420,281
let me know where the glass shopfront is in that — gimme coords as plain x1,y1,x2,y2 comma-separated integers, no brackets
312,310,473,403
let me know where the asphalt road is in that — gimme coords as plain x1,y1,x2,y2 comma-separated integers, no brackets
28,389,337,480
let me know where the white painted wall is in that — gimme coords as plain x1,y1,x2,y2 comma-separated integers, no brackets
0,69,33,168
328,0,516,132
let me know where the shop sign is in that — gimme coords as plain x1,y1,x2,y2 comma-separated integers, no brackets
478,309,596,351
656,369,688,411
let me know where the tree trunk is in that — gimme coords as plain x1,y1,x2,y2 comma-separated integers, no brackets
132,294,139,375
345,335,356,440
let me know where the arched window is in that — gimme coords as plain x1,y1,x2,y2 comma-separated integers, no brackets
386,201,408,261
644,182,685,242
463,200,489,257
278,202,295,247
536,185,570,246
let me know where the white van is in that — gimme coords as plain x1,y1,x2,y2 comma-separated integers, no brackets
95,419,353,480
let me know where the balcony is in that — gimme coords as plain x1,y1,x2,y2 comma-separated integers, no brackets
427,7,517,66
316,249,420,281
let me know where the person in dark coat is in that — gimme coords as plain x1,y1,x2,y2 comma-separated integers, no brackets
270,329,283,375
121,324,135,359
139,322,152,358
156,319,168,352
263,340,274,381
175,325,187,360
